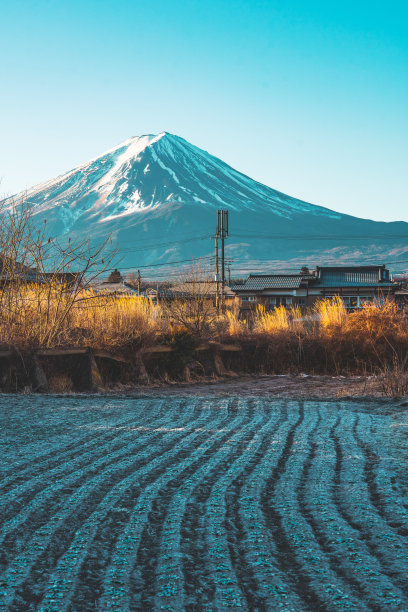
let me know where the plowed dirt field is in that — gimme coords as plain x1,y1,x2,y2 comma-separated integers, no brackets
1,396,408,611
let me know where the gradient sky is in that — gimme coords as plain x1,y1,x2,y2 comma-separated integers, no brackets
0,0,407,221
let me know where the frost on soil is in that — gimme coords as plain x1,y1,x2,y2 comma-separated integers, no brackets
0,395,408,611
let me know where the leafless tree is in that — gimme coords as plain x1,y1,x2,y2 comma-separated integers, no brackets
0,198,116,347
161,262,217,337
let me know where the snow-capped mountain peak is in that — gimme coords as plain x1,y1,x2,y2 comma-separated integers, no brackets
11,131,341,226
4,132,408,272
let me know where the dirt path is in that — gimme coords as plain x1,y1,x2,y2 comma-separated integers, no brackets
119,373,387,398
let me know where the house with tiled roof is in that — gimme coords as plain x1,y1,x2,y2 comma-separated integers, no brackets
231,265,400,312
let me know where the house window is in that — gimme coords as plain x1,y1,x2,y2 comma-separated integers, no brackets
373,296,385,306
242,296,256,302
327,296,372,308
270,296,292,307
347,296,358,308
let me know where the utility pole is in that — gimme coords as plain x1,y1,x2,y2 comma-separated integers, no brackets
137,270,141,295
215,209,228,314
220,209,228,314
215,210,220,314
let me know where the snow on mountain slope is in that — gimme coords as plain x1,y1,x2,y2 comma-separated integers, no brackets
11,132,341,227
4,132,408,272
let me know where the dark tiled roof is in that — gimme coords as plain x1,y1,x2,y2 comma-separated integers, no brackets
315,268,395,287
316,282,396,288
231,267,399,293
171,281,236,297
231,275,303,291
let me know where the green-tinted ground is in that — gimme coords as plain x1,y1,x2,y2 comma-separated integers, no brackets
1,396,408,610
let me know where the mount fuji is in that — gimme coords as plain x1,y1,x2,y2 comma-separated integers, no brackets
4,132,408,274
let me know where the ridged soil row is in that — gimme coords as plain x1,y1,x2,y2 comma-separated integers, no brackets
68,399,240,611
326,409,406,608
179,401,292,611
354,414,408,537
0,400,211,611
229,402,308,611
196,402,299,611
261,402,361,611
327,409,408,607
0,400,185,567
37,400,233,612
0,401,169,507
96,400,243,612
146,399,274,611
0,400,166,493
0,398,150,477
299,409,376,610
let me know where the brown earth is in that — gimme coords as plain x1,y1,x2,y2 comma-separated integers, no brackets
113,374,389,398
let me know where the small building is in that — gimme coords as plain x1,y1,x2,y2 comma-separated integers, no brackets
88,280,139,297
157,281,236,306
311,265,397,308
0,256,78,287
231,265,400,312
231,274,310,311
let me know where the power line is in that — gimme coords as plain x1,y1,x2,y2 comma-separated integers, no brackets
112,234,212,255
230,233,408,240
96,255,214,273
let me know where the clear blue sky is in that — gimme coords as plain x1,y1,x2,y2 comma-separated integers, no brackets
0,0,407,221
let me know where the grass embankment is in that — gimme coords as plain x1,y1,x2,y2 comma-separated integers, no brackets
227,299,408,384
1,288,407,384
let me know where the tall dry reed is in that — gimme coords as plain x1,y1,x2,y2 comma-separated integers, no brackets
71,292,163,349
314,296,347,330
344,300,404,336
223,310,248,336
0,285,163,350
254,304,304,334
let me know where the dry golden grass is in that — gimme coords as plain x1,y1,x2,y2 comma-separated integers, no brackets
254,304,304,334
0,283,73,348
2,283,408,384
0,285,164,350
314,296,346,330
344,300,405,336
71,292,163,349
223,310,248,336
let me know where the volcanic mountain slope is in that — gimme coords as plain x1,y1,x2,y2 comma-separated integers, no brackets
5,132,408,272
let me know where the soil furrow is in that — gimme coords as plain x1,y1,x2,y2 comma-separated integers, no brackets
1,400,211,610
0,400,166,491
298,410,371,609
36,400,224,612
68,400,236,611
299,407,408,610
260,402,347,611
230,401,307,611
355,416,408,536
1,397,407,611
0,397,152,477
194,402,299,610
222,400,291,610
0,400,179,523
327,410,408,601
0,401,189,562
143,399,263,611
96,402,236,611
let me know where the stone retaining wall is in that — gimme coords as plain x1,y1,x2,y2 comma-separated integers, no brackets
0,343,242,392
